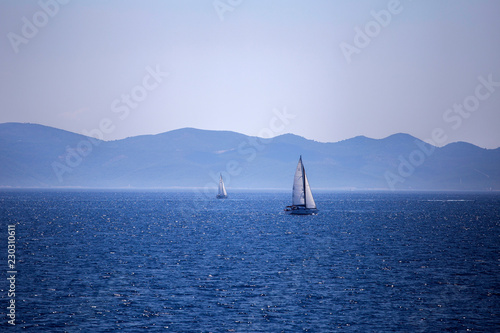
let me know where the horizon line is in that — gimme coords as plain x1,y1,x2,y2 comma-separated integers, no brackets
0,185,498,193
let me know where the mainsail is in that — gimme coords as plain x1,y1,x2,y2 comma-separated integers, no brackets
292,156,316,209
218,174,227,197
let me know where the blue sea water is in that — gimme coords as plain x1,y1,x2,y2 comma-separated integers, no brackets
0,190,499,332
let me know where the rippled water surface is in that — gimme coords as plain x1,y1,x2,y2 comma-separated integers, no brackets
0,190,499,332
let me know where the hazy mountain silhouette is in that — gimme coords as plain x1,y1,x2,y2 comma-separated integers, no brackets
1,122,499,190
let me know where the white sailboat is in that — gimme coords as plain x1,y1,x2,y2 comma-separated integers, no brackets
216,173,228,199
284,156,318,215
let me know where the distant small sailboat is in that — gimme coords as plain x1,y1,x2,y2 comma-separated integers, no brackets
285,156,318,215
216,174,228,199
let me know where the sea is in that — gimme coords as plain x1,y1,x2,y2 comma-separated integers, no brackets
0,190,499,332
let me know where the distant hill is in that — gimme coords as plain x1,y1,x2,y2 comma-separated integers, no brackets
0,122,499,190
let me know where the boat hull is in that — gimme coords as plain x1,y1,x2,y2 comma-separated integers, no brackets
284,205,318,215
216,194,228,199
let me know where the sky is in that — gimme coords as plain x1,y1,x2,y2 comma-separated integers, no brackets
1,0,500,148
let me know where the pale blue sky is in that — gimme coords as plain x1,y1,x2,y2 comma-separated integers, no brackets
1,0,500,148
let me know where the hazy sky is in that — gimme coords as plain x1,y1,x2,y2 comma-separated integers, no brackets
1,0,500,148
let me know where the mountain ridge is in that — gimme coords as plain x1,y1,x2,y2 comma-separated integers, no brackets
4,122,498,150
0,122,499,190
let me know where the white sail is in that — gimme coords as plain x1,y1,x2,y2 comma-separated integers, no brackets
292,158,306,206
303,171,316,209
218,174,227,197
292,156,316,209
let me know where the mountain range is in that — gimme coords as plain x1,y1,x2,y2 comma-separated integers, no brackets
0,122,499,190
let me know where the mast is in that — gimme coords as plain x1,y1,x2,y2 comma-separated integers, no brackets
219,174,222,194
218,174,221,195
301,155,306,207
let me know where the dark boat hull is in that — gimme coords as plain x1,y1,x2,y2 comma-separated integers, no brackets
284,205,318,215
